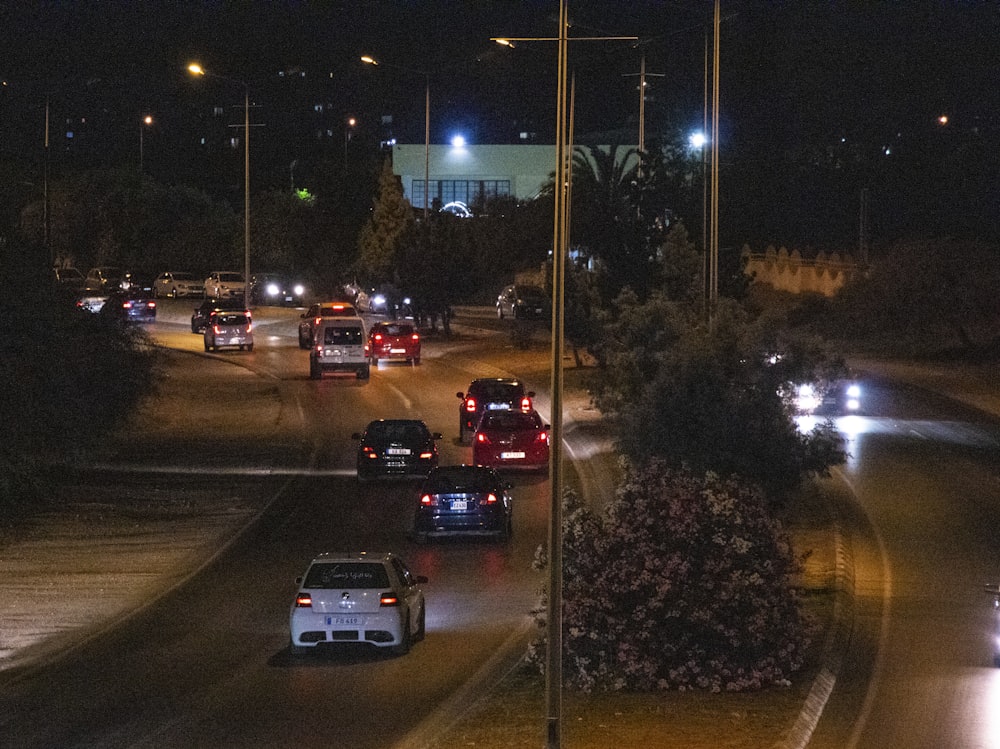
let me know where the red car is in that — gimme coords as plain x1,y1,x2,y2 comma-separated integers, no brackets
472,409,550,470
369,321,421,365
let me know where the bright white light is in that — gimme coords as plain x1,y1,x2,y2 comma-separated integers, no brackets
266,283,280,296
450,135,466,149
293,284,305,296
689,131,707,149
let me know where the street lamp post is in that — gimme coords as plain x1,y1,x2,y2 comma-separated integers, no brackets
187,63,250,300
360,55,430,220
139,115,153,173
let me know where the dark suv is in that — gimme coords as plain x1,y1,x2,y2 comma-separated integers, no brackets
191,297,250,333
456,378,535,442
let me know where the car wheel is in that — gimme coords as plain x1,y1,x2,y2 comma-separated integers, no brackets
459,422,467,443
358,365,370,380
239,345,244,351
497,305,504,319
204,342,211,352
310,362,321,380
415,605,426,642
298,334,310,350
247,343,254,352
413,356,421,365
392,615,411,656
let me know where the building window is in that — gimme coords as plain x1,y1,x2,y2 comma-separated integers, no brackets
411,180,510,210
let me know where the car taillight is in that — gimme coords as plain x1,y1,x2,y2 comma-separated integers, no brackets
536,431,549,444
465,397,477,413
147,301,156,309
476,432,491,444
420,493,437,506
123,301,134,309
314,316,322,326
480,493,498,505
411,333,420,342
380,593,400,607
419,450,434,460
362,446,377,459
520,396,532,412
295,593,312,608
213,325,221,335
245,322,252,332
373,333,383,343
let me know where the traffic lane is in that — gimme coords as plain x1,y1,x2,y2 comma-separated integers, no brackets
810,394,1000,748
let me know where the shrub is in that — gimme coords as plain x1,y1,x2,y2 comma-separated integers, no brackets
530,462,812,692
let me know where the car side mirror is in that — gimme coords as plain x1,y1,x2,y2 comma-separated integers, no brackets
543,424,551,431
295,576,303,585
528,391,536,398
456,392,465,400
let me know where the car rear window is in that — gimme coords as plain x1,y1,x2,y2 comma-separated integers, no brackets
378,323,414,336
470,382,523,401
481,411,540,430
424,468,495,494
303,562,390,589
215,313,249,326
368,421,428,442
322,326,363,345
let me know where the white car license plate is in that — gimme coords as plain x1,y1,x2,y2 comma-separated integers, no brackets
488,403,510,410
390,348,406,354
228,337,242,344
386,448,411,455
501,451,526,459
451,500,468,510
326,616,361,626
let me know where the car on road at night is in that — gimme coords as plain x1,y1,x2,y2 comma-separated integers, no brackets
202,271,246,299
289,551,427,656
496,283,548,320
298,301,358,348
353,419,441,480
457,378,534,442
250,273,307,307
191,298,249,333
368,321,421,366
84,266,128,292
99,288,157,324
153,271,204,298
412,465,513,543
309,317,369,380
203,310,253,352
788,379,863,415
472,409,550,471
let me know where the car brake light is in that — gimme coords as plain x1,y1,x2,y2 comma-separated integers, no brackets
123,301,134,309
520,396,532,412
536,431,549,444
476,432,491,444
420,493,437,506
465,397,477,413
380,593,400,607
419,451,434,460
480,493,498,505
411,333,420,342
314,316,322,326
373,333,383,343
362,446,377,459
246,322,252,332
295,593,312,608
147,301,156,309
213,325,221,335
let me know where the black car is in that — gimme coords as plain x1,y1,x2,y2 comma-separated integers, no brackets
191,297,249,333
99,288,157,324
457,378,535,442
353,419,441,480
412,465,513,543
496,284,548,320
249,273,306,307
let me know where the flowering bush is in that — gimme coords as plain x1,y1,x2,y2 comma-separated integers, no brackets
529,461,812,692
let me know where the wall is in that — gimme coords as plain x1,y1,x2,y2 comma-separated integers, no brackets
742,245,857,297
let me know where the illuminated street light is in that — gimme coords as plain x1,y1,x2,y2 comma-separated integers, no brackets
361,55,430,219
345,116,357,162
689,131,707,149
139,115,153,173
187,63,250,300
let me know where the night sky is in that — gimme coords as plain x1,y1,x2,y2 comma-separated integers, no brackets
3,1,998,246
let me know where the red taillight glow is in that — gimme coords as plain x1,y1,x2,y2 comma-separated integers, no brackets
536,431,549,444
245,322,252,332
520,396,532,412
213,325,221,335
476,432,491,444
380,593,400,607
411,333,420,342
481,493,498,505
314,316,322,326
147,301,156,309
123,301,134,309
295,593,312,608
465,397,477,413
420,493,435,505
362,446,377,459
373,333,383,343
419,450,434,459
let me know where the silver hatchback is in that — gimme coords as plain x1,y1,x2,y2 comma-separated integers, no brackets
204,310,254,352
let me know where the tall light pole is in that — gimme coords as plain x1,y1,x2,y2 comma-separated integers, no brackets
187,63,250,299
344,116,356,163
139,115,153,173
361,55,430,220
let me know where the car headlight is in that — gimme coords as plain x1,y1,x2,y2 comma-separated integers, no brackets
293,284,305,296
373,294,386,307
266,283,280,296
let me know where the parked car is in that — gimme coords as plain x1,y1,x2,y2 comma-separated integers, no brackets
457,378,535,442
203,271,246,299
288,551,427,656
412,465,513,543
250,273,306,307
84,266,127,292
204,310,253,352
54,267,86,291
353,419,441,480
298,301,358,348
309,317,369,380
153,271,204,298
496,284,548,320
368,321,421,366
99,288,157,324
191,298,249,333
473,409,550,471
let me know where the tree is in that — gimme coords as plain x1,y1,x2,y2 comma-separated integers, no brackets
355,159,414,286
530,470,812,693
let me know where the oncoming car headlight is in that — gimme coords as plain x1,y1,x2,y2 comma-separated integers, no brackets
293,284,305,297
795,383,821,413
845,383,861,411
266,282,280,297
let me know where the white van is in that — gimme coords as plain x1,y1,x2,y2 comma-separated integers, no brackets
310,318,369,380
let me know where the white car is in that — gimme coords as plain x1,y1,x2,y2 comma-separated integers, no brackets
154,271,204,298
309,317,369,379
289,552,427,656
203,310,253,352
203,271,246,299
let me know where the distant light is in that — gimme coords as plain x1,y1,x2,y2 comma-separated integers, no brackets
360,55,378,66
187,63,205,76
938,114,949,126
451,135,466,149
494,38,516,48
143,115,153,126
688,132,707,149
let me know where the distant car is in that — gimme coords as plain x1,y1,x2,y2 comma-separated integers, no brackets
250,273,306,307
204,310,253,352
353,419,441,480
412,465,513,543
191,298,249,333
203,271,246,299
457,378,535,442
473,409,550,471
790,380,862,415
368,321,421,366
496,284,548,320
153,271,204,298
288,551,427,656
310,317,369,380
298,301,358,348
54,267,86,291
99,288,157,324
84,266,127,292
